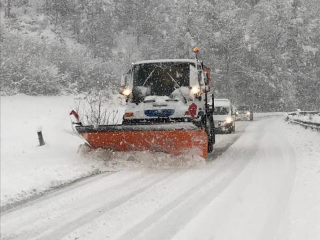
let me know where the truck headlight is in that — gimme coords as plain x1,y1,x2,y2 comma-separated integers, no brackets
225,116,232,124
190,85,200,95
122,87,131,96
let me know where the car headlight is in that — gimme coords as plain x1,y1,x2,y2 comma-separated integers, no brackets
122,87,131,96
225,116,232,124
246,111,250,115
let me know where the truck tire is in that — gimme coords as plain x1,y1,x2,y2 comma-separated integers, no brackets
208,137,213,153
205,115,214,153
212,127,216,145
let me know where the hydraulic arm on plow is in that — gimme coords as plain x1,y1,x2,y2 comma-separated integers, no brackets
76,48,215,158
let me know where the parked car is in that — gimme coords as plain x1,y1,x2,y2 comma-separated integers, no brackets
235,105,253,121
212,99,236,134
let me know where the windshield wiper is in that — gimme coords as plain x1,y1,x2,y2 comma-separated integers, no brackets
166,72,188,104
142,69,155,86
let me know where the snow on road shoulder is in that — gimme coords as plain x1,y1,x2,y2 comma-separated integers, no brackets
287,111,320,124
276,122,320,240
0,95,114,208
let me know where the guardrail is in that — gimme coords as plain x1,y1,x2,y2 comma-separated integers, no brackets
286,111,320,131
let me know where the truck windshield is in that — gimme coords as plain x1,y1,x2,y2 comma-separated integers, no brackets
133,62,192,96
214,107,229,115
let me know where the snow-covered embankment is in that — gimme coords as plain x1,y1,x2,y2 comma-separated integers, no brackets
0,95,124,208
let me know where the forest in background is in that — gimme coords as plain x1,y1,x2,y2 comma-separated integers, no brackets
1,0,319,111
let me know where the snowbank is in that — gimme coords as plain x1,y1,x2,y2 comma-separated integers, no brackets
287,111,320,124
0,95,100,207
276,121,320,239
0,95,128,207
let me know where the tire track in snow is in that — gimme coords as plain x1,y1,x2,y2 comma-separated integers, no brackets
1,171,117,214
1,170,170,240
257,122,297,240
19,171,178,240
116,121,265,240
60,156,249,239
118,160,252,240
2,170,143,228
168,118,296,240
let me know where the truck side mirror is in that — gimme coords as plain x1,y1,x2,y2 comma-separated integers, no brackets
198,70,205,85
120,75,126,87
189,64,198,86
121,70,133,88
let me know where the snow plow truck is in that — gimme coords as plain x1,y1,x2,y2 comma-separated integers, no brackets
76,50,215,159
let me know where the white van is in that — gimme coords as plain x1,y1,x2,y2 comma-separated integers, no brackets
213,99,236,133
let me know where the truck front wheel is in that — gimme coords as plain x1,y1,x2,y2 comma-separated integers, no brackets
205,115,214,153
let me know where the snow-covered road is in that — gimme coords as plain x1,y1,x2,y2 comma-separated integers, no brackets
2,116,319,240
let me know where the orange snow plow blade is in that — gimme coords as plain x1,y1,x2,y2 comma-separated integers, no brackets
76,123,208,158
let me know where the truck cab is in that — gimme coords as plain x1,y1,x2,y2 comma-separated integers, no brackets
120,59,212,124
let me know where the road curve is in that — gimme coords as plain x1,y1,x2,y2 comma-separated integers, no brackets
1,117,296,240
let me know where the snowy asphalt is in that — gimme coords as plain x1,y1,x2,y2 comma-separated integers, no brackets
1,116,318,240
